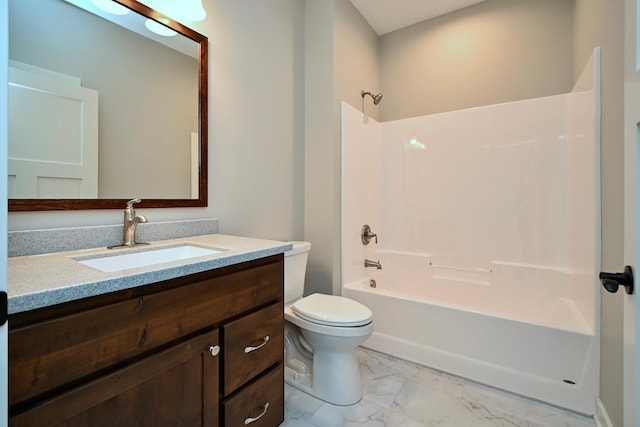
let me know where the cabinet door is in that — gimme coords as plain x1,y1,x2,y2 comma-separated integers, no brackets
10,330,220,427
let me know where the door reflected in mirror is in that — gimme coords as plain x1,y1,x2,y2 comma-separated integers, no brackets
7,0,208,210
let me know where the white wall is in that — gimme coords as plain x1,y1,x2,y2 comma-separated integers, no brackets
8,0,306,245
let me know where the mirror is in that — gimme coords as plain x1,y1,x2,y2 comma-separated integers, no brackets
7,0,208,211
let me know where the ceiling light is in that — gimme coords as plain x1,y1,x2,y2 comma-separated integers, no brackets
144,18,177,37
183,0,207,21
138,0,207,22
90,0,130,15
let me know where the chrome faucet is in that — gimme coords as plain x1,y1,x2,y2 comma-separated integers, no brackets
110,198,148,248
364,259,382,269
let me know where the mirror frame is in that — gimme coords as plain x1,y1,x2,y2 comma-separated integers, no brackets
8,0,208,211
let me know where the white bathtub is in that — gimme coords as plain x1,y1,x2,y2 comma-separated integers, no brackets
343,250,598,415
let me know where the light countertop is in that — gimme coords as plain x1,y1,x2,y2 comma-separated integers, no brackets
8,234,291,314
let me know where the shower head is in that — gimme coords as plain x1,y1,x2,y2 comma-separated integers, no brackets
361,90,383,105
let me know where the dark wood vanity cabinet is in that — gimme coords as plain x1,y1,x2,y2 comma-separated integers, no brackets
8,254,285,427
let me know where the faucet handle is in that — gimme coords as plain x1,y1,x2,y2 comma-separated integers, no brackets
361,224,378,245
126,198,142,209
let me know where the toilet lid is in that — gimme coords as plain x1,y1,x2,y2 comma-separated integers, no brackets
292,293,372,327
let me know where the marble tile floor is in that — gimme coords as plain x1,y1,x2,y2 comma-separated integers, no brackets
281,347,596,427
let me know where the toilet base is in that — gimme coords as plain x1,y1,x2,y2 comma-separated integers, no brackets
284,362,362,406
284,309,372,406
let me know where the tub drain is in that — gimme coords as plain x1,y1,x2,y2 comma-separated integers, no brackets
563,379,576,385
369,279,377,288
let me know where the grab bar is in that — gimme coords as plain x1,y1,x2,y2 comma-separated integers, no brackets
429,262,492,274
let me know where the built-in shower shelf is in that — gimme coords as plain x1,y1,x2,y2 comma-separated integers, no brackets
429,262,492,286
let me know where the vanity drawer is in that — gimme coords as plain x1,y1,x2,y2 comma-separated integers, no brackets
9,259,282,406
223,364,284,427
223,302,284,395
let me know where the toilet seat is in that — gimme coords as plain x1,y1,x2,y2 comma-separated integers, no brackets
292,293,372,327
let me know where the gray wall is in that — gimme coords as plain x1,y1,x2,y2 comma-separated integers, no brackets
304,0,380,296
573,0,624,426
573,0,597,82
304,0,337,296
9,0,198,199
203,0,305,241
573,0,625,425
379,0,575,121
334,0,381,122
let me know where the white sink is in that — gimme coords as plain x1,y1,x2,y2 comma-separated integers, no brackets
75,244,223,273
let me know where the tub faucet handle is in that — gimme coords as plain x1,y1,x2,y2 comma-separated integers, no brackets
361,224,378,245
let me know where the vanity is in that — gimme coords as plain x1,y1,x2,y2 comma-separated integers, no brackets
7,232,290,427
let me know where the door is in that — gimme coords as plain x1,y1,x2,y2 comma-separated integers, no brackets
1,1,9,427
7,64,98,198
624,0,640,425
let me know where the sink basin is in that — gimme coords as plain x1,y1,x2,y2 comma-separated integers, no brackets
76,244,223,273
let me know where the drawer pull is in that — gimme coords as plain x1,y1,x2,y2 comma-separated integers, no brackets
244,335,270,353
209,345,221,357
244,402,269,425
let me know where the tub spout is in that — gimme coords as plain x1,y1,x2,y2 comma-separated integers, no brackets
365,259,382,269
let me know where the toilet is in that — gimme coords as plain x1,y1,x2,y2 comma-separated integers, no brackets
284,241,373,406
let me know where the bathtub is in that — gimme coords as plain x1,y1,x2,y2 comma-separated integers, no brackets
342,250,598,415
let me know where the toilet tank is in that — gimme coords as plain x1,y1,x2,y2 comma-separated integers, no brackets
284,241,311,303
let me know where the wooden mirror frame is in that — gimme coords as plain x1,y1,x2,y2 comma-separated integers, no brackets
8,0,208,211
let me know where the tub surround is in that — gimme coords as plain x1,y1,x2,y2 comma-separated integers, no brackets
8,230,291,314
340,50,600,415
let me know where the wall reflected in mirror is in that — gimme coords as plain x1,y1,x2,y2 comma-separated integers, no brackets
8,0,200,200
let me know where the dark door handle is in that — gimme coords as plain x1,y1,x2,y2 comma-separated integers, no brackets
600,266,634,294
0,291,6,326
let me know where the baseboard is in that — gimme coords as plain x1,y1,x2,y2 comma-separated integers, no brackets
594,398,614,427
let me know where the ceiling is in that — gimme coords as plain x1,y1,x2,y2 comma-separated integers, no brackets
349,0,487,35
